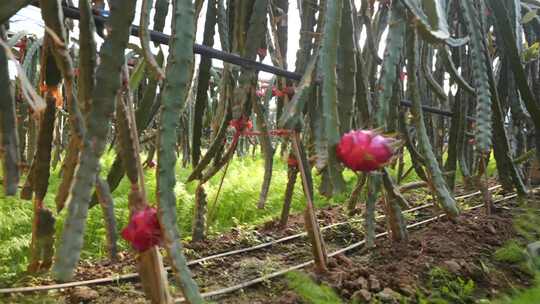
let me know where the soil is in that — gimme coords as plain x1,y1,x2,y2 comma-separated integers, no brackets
316,207,532,302
1,189,537,304
212,205,537,304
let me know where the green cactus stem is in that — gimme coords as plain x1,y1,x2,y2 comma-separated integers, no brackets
30,94,56,201
0,28,20,196
421,44,447,103
93,52,163,208
28,206,56,272
231,0,268,120
40,0,87,212
375,1,406,128
365,173,381,248
484,50,527,195
439,46,475,95
116,90,140,186
487,0,540,163
152,0,170,34
279,162,298,228
337,0,356,134
216,0,230,53
381,169,409,242
406,28,459,218
444,94,463,191
460,0,492,155
294,0,317,74
364,6,389,92
136,51,163,129
187,63,231,184
402,0,467,46
186,90,230,182
351,2,371,129
53,0,136,282
95,177,118,262
156,0,203,301
192,0,217,166
191,1,268,208
346,173,367,215
398,110,427,182
28,38,59,204
27,94,56,273
76,0,97,114
19,37,41,166
0,0,32,24
252,85,274,209
140,0,165,79
319,0,345,195
191,183,207,242
267,2,288,136
279,55,318,130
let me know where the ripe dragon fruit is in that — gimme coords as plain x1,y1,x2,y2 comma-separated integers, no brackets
336,130,395,172
121,207,162,252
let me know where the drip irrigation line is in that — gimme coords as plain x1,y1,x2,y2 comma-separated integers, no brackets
399,100,475,120
0,184,504,295
28,3,460,118
399,100,453,117
174,188,539,303
29,2,303,81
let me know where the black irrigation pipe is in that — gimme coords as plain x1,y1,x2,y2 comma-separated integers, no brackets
30,3,304,81
30,3,460,118
399,100,454,117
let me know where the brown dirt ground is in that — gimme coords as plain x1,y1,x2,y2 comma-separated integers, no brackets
264,206,536,304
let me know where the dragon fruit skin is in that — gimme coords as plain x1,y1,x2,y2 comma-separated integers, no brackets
121,207,162,252
336,130,394,172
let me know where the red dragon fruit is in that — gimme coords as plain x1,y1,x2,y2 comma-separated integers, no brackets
121,207,162,252
336,130,395,172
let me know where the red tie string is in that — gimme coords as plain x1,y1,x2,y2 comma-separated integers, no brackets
229,117,292,140
255,86,296,98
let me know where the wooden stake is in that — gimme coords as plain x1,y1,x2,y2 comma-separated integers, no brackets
138,247,173,304
291,132,328,273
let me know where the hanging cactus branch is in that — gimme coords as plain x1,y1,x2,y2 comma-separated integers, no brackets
156,0,203,301
53,0,137,282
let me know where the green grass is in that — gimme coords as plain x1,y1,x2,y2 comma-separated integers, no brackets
286,271,343,304
422,267,476,304
495,241,529,264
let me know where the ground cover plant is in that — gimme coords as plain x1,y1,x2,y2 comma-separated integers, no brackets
1,0,540,303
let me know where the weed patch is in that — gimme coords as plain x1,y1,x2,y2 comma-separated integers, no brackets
286,271,343,304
